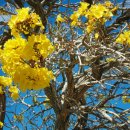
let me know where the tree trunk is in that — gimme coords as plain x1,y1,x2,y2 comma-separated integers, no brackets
55,111,69,130
0,94,6,130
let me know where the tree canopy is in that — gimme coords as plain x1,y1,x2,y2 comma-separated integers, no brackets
0,0,130,129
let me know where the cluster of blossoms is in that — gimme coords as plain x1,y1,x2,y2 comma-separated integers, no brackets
85,2,115,34
0,8,54,98
56,14,65,24
56,1,117,39
0,76,18,100
116,31,130,45
70,2,90,26
70,1,117,31
122,96,130,103
8,8,44,37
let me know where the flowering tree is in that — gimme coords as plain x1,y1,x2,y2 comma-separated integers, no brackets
0,0,130,129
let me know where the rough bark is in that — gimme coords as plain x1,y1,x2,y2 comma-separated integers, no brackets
0,94,6,130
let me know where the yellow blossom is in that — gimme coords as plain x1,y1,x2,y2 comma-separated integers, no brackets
78,2,89,15
0,121,3,128
1,35,54,92
0,76,12,87
11,92,19,100
0,37,27,76
22,34,54,60
86,25,94,33
70,11,80,26
1,8,55,92
9,86,19,100
43,97,51,108
13,65,54,91
95,33,99,39
116,31,130,45
8,8,44,36
90,4,110,19
14,114,23,122
106,58,116,63
56,14,65,23
111,6,118,13
85,3,113,32
104,1,113,7
122,96,130,103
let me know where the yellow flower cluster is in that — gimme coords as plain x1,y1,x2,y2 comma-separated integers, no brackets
122,96,130,103
106,58,116,63
43,97,51,108
116,31,130,45
85,3,113,33
0,76,18,100
14,114,24,122
0,121,3,128
70,1,117,34
95,33,99,39
70,2,89,26
8,8,44,36
0,8,55,92
86,4,113,19
14,66,54,91
0,76,12,94
0,76,12,87
22,34,54,61
8,86,19,100
0,37,27,76
0,35,54,91
56,14,65,23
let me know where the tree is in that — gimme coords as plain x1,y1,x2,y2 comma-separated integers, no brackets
0,0,130,129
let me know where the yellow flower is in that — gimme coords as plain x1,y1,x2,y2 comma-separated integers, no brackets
80,2,89,11
104,1,113,7
116,31,130,45
86,25,94,33
43,97,51,108
91,4,109,19
56,14,65,23
8,8,30,28
0,76,12,87
1,33,54,92
3,37,26,53
0,121,3,128
116,34,125,43
106,58,116,63
1,37,27,76
14,114,24,122
1,9,55,93
9,86,19,100
8,8,44,36
24,34,54,60
30,13,44,29
11,93,19,100
85,3,113,30
95,33,99,39
70,11,80,20
70,11,80,26
122,96,130,103
9,86,19,93
111,6,118,13
13,65,54,91
78,2,89,15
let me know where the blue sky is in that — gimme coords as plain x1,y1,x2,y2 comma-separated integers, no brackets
0,0,5,6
